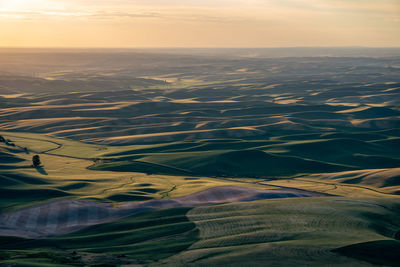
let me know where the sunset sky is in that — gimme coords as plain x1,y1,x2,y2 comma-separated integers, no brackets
0,0,399,48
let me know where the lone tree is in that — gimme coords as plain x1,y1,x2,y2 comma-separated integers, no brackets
32,155,42,167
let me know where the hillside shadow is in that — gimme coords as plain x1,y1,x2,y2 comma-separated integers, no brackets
35,166,48,175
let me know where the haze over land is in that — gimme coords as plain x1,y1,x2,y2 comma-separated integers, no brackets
0,48,399,266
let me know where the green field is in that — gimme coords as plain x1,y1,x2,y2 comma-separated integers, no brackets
1,197,399,266
1,131,399,266
1,52,399,266
0,208,199,266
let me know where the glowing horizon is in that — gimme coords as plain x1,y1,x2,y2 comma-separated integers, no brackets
0,0,399,48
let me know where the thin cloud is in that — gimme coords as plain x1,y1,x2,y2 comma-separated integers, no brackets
0,9,160,20
0,0,398,47
0,8,252,23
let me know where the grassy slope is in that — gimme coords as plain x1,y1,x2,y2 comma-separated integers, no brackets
0,132,399,212
1,198,399,266
1,132,400,266
0,141,275,212
159,197,400,266
2,130,400,178
1,55,400,266
0,208,198,266
89,136,400,177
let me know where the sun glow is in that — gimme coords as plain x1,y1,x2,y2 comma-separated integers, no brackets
0,0,39,10
0,0,399,48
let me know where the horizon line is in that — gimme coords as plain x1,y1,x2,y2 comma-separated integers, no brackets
1,46,400,50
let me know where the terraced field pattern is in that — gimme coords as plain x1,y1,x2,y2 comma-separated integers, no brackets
0,49,399,266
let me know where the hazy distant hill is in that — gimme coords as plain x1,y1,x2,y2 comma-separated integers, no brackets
0,49,399,266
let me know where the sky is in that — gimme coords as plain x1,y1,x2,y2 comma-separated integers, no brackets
0,0,399,48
